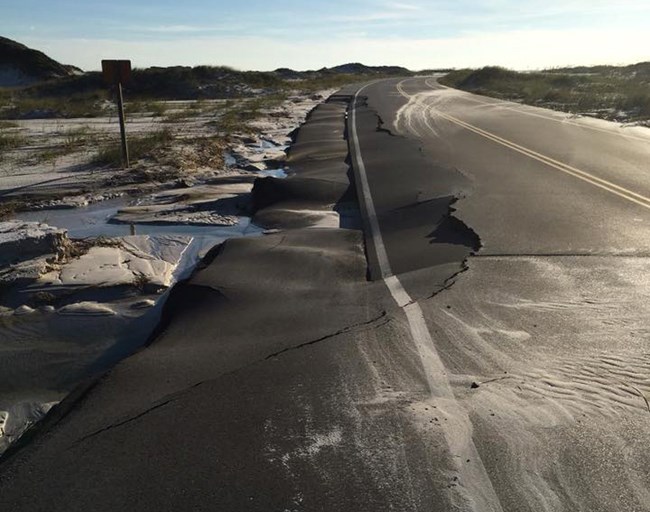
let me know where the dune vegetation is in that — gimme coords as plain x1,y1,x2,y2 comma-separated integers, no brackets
441,63,650,123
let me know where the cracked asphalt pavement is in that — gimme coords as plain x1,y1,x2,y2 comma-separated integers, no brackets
2,79,650,511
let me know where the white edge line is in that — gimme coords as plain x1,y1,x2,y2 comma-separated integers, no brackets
350,82,504,512
350,82,394,280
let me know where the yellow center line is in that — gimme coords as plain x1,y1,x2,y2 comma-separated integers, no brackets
424,78,445,90
424,78,650,144
396,79,412,99
397,80,650,210
432,108,650,210
435,109,650,202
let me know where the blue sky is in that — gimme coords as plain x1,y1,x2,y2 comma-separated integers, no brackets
3,0,650,70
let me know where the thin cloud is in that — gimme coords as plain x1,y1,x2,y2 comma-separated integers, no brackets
385,2,421,10
328,10,421,22
8,0,649,70
125,24,237,33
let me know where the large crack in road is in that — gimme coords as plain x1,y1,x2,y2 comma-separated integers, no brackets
0,87,499,512
347,86,505,512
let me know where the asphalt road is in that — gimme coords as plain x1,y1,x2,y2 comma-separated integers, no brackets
345,77,650,511
1,79,649,511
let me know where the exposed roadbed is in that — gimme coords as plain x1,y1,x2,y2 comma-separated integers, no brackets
0,91,333,454
0,88,482,510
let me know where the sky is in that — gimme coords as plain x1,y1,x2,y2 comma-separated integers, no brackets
3,0,650,71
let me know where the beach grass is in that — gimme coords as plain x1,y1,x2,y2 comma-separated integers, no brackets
440,65,650,122
92,127,174,167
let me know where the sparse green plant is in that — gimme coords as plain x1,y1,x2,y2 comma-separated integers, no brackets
188,99,208,112
125,101,167,117
0,89,109,120
62,125,96,151
32,148,60,164
124,101,144,115
148,102,168,117
173,135,224,169
163,110,190,123
0,131,26,151
92,127,174,167
91,144,122,167
22,126,98,165
162,100,215,123
212,94,287,135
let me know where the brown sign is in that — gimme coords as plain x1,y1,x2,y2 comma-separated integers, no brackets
101,59,132,85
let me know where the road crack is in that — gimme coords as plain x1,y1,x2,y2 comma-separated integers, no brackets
72,395,189,445
71,310,390,446
264,310,389,360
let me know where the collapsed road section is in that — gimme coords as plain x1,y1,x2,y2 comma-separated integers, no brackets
0,88,488,511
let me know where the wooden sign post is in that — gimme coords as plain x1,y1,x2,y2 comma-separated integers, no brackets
101,60,132,168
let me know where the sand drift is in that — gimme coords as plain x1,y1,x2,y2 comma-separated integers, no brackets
0,86,489,510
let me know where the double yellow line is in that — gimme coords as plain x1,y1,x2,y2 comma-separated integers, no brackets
395,78,650,210
396,79,413,100
396,80,650,209
431,109,650,210
395,79,650,210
